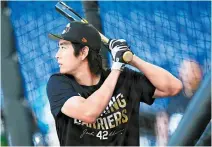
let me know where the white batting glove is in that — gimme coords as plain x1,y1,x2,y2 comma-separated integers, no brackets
109,39,131,71
109,39,131,62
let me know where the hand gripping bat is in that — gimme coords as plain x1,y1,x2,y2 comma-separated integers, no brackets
55,1,133,63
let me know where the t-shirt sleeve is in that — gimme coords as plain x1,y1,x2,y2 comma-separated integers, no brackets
126,68,156,105
46,74,79,118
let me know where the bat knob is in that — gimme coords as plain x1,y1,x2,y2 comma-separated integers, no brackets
123,51,133,63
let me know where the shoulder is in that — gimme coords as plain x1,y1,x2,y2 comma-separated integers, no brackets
47,73,74,85
47,73,75,94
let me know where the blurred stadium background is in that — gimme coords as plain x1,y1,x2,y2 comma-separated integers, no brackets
1,1,211,146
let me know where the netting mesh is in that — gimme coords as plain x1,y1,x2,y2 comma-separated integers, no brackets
6,1,211,146
100,1,210,76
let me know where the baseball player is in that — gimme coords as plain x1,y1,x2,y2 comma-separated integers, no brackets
47,21,182,146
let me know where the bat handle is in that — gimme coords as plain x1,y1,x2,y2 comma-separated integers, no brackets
123,51,133,63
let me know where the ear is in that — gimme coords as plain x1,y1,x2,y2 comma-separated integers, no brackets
80,46,89,60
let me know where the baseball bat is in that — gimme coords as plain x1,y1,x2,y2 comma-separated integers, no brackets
55,1,133,63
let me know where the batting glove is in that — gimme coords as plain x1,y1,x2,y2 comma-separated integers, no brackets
109,39,131,71
109,39,132,63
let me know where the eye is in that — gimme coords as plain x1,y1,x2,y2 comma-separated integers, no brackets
59,46,66,50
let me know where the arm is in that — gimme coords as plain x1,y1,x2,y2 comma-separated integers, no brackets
129,55,183,98
61,69,121,123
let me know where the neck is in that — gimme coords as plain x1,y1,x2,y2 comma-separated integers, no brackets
71,61,101,86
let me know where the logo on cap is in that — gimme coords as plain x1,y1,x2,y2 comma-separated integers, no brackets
81,37,87,43
62,23,71,34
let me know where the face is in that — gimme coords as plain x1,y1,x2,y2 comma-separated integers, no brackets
55,39,81,74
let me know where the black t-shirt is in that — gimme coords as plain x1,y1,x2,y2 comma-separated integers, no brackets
47,68,156,146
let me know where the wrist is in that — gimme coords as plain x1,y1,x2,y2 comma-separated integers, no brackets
129,55,147,69
128,54,137,65
110,69,121,79
112,62,125,71
111,69,122,73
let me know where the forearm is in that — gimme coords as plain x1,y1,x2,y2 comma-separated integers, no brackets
83,69,121,119
130,55,182,93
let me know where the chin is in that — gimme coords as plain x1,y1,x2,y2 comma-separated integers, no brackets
59,69,67,74
60,68,72,75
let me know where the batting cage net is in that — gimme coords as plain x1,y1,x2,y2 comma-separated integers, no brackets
3,1,211,146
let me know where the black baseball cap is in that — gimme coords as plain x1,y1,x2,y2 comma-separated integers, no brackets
48,21,101,52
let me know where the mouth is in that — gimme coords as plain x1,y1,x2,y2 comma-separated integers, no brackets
58,63,62,67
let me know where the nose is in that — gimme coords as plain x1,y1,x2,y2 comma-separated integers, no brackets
55,49,60,59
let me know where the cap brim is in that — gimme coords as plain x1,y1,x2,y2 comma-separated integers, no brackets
48,33,63,40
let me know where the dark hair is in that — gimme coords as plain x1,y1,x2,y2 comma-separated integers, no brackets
72,43,103,75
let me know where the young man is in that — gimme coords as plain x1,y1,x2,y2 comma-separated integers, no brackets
47,21,182,146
